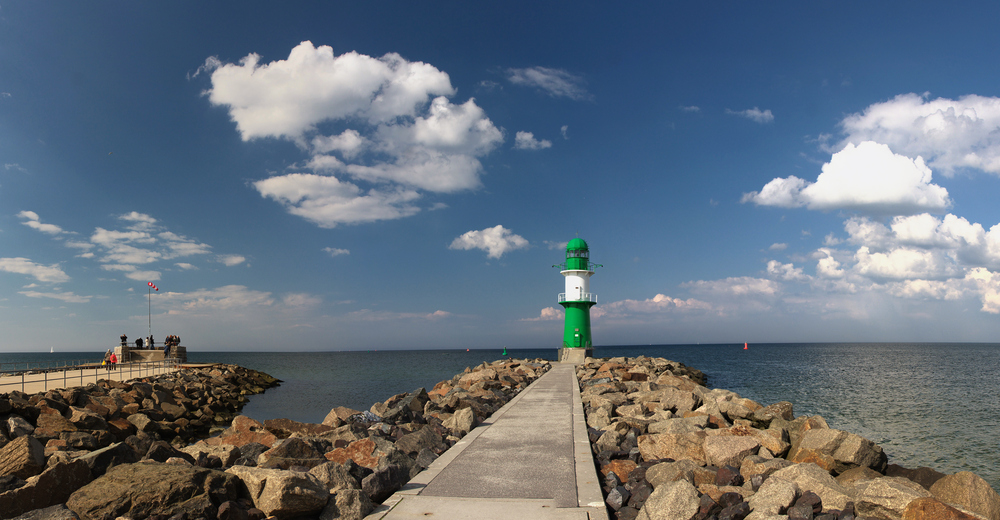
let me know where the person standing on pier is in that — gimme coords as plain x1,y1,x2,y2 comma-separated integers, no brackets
109,351,117,370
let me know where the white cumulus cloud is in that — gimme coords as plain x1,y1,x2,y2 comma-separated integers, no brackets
449,225,529,259
521,307,564,321
839,93,1000,176
206,41,503,228
254,174,420,228
743,141,951,215
514,131,552,150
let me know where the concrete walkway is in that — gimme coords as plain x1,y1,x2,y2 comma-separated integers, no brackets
0,362,180,395
366,363,608,520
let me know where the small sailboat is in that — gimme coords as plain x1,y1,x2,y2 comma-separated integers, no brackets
50,346,54,353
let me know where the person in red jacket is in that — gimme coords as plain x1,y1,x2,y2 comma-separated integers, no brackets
109,352,117,371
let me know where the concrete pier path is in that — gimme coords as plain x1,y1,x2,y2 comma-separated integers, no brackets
0,362,181,395
366,363,608,520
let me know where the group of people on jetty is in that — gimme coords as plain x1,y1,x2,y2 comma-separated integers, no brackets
106,333,183,369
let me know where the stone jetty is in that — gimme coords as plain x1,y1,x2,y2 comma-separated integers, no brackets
0,359,550,520
578,356,1000,520
5,353,996,520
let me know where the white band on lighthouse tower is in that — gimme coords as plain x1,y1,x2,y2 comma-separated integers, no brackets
561,269,594,301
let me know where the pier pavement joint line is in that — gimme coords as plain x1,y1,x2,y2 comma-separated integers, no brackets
365,363,608,520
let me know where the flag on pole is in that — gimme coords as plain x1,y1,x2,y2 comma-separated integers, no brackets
148,282,158,291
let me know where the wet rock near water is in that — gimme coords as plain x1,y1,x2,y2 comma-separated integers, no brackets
0,358,550,520
579,355,1000,520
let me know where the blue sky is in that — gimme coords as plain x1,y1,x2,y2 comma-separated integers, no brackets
3,2,1000,352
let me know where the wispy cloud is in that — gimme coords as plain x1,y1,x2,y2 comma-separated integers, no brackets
0,257,70,283
18,290,90,303
217,254,246,266
18,211,66,235
726,107,774,123
506,66,591,101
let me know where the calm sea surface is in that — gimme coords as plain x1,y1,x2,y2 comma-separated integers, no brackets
3,343,998,490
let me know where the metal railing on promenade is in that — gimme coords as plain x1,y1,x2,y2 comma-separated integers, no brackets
0,358,180,394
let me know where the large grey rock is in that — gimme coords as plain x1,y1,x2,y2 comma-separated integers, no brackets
442,407,476,436
930,471,1000,520
319,489,374,520
659,388,702,414
226,465,328,517
771,462,855,510
740,455,794,481
646,459,700,488
637,431,707,464
181,443,242,468
637,479,700,520
903,496,984,520
66,407,107,431
263,418,338,439
322,406,362,427
394,426,445,456
8,504,80,520
144,440,195,464
257,437,326,470
0,460,91,518
703,435,760,468
76,441,140,477
595,429,623,453
854,476,931,520
792,427,887,473
586,406,613,430
126,413,159,433
0,436,45,479
718,398,755,421
309,461,360,493
6,416,34,438
67,461,246,520
747,476,798,517
751,401,794,427
647,416,709,435
362,464,410,503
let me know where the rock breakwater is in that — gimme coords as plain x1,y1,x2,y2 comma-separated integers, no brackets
580,356,1000,520
0,358,550,520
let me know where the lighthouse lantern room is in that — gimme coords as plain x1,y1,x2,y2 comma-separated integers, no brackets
554,238,601,363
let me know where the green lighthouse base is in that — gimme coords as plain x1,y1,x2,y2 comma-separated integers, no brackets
558,347,593,364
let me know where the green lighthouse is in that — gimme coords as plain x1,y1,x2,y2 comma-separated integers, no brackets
555,238,601,363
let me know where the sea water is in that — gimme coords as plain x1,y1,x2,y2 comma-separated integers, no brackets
3,343,998,490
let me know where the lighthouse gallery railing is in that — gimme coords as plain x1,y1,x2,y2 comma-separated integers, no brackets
558,293,597,303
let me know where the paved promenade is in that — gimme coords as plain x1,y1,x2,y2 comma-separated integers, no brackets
0,361,180,395
366,363,608,520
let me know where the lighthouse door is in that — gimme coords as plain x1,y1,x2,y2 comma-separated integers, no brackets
574,333,581,347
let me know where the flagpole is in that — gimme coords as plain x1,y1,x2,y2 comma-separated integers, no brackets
148,285,151,338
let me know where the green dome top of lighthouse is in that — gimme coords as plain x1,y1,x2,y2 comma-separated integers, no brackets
566,238,589,251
